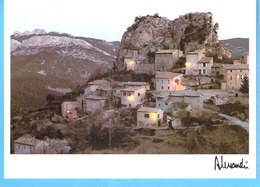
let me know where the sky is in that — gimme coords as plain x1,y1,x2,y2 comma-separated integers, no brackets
7,0,255,41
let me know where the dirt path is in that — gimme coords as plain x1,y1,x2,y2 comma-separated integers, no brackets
219,113,249,132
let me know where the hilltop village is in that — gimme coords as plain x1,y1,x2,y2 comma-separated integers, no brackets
11,46,249,154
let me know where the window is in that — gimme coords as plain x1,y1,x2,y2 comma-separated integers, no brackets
144,114,150,118
168,86,170,90
158,114,160,118
203,69,206,74
203,63,206,67
199,70,201,74
230,76,232,80
161,86,163,89
138,93,140,96
238,75,244,80
240,70,242,72
123,92,126,96
230,70,232,72
127,92,131,96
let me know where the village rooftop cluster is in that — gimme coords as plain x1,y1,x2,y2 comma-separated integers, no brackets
13,47,249,154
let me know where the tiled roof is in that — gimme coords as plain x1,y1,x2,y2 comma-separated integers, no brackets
86,95,106,100
156,49,180,54
121,86,144,92
137,107,162,113
14,135,45,146
198,57,213,63
184,92,202,97
222,64,249,70
123,82,149,86
212,63,223,68
88,80,109,86
155,72,182,79
96,86,112,92
185,50,202,55
158,91,202,97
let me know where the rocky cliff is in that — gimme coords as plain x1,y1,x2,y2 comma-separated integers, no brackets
117,12,231,68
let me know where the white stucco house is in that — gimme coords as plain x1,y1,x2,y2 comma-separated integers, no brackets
86,95,106,113
120,86,146,108
155,71,185,91
137,107,164,128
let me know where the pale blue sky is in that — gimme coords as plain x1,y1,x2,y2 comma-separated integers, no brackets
8,0,255,41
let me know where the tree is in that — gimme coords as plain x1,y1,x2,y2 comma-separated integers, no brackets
239,76,249,93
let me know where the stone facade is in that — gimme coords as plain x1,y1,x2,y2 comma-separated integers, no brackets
86,95,106,113
155,49,183,71
156,91,203,117
198,57,213,76
61,101,81,119
155,71,185,91
220,64,249,91
137,107,164,128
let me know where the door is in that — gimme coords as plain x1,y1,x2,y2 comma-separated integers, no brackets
158,119,161,127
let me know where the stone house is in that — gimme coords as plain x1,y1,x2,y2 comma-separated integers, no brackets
124,56,137,71
96,86,113,103
211,63,223,77
155,49,183,71
84,80,110,95
76,94,89,113
13,135,48,154
135,63,155,74
120,86,146,108
124,50,139,70
61,101,81,119
184,49,206,75
86,95,106,113
156,91,203,117
197,57,213,76
155,71,185,91
137,107,164,128
220,64,249,91
112,88,121,103
156,92,174,112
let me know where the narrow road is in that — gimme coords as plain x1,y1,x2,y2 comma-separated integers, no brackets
219,113,249,132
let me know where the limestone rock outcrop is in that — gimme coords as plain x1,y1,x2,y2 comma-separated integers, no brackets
117,12,231,69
